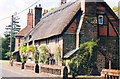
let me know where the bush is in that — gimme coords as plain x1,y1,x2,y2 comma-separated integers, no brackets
55,46,62,65
68,41,98,77
34,48,39,63
20,44,27,63
39,45,51,64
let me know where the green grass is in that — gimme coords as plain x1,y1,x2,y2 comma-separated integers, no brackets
0,60,9,65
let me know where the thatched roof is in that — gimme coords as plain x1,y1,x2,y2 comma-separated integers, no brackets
26,0,81,42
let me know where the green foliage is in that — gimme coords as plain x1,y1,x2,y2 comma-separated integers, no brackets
68,41,98,77
34,48,39,63
55,46,62,65
1,36,15,59
27,45,35,53
48,8,55,12
20,44,27,63
39,45,51,64
4,51,11,59
4,13,21,37
62,60,66,66
112,6,118,12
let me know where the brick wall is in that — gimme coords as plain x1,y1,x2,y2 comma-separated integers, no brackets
98,36,119,69
63,34,76,56
15,37,24,50
80,16,97,44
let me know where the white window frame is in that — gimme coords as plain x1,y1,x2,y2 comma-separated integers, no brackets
98,15,103,24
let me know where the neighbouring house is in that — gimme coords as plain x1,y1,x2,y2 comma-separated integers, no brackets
14,0,119,75
13,5,42,61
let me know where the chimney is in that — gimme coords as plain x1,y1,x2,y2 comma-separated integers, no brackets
27,9,33,28
34,4,42,26
43,9,48,16
59,0,66,6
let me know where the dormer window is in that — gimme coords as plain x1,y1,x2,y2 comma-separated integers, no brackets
98,15,103,24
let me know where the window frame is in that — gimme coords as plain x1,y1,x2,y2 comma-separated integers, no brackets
98,15,104,25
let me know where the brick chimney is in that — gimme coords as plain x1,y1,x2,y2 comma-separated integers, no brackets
59,0,66,6
27,9,33,28
34,4,42,26
43,9,48,16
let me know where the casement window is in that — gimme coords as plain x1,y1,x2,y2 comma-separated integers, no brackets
98,15,103,24
55,36,59,43
39,41,41,45
18,38,20,47
46,39,49,44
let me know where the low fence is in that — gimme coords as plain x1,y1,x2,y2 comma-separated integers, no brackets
40,64,68,77
13,62,22,69
101,69,120,79
13,61,68,77
24,62,35,71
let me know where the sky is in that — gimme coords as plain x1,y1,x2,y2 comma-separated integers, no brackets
0,0,119,37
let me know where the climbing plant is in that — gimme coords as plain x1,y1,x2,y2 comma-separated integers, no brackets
19,44,27,63
55,46,62,65
26,45,35,59
39,45,51,64
68,40,98,77
34,47,39,63
27,45,35,53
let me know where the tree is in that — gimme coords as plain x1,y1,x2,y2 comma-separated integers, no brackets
2,13,21,60
112,6,118,12
4,12,21,37
68,41,98,78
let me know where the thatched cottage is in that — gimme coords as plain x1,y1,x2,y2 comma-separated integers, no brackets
14,0,119,74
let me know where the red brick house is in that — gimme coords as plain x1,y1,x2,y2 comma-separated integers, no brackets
13,5,42,61
14,0,119,74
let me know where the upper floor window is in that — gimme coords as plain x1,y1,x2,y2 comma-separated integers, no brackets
98,15,103,24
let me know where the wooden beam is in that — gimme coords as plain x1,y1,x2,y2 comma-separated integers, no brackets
107,18,109,37
97,14,99,37
105,13,119,37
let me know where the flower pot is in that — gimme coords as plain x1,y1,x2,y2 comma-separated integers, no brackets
21,63,24,69
35,63,39,73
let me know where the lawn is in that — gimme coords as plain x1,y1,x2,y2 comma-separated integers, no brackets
0,60,9,65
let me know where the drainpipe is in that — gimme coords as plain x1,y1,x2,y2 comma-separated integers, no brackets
76,0,85,49
32,40,35,46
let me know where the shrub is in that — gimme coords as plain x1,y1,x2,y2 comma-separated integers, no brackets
68,40,98,77
20,44,27,63
55,46,62,65
34,48,39,63
39,45,51,64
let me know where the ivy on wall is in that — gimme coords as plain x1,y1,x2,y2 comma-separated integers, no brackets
68,40,99,77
